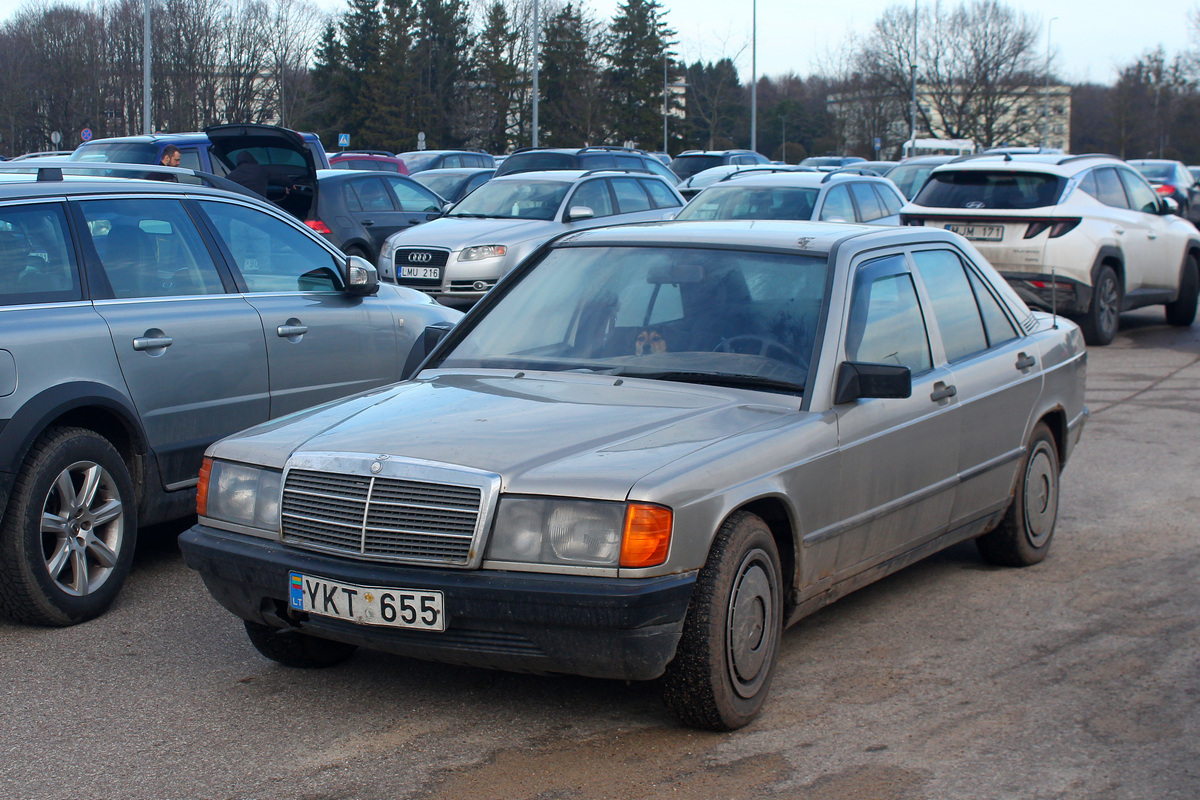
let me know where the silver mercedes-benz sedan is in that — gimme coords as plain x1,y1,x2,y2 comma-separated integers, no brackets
181,220,1088,730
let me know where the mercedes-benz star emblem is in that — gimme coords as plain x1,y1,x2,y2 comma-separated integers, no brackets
371,462,382,473
407,252,432,263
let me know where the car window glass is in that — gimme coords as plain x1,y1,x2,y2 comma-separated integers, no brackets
1093,168,1129,209
382,177,442,212
178,149,202,171
915,170,1064,209
198,200,342,292
641,178,681,208
614,156,643,170
444,156,463,168
847,257,932,374
79,198,225,299
1117,169,1161,213
1075,170,1099,199
341,182,363,211
579,154,616,169
966,266,1019,346
874,184,904,216
350,177,396,212
911,250,988,361
569,179,614,218
820,184,855,221
612,177,653,213
0,202,81,305
465,173,490,195
849,182,885,221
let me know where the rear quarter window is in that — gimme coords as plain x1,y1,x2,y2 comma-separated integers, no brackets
0,203,81,305
914,171,1065,210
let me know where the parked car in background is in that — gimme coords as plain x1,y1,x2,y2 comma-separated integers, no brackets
675,169,906,225
329,152,411,174
856,160,898,174
378,169,684,304
799,156,867,172
180,218,1088,731
0,165,461,626
885,155,958,199
494,146,679,186
412,167,496,204
10,151,75,161
675,164,817,200
1127,159,1200,223
398,150,495,173
668,149,771,181
902,153,1200,345
306,169,448,265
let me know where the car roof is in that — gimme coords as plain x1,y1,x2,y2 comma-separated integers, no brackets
316,168,418,180
703,171,892,189
491,169,665,184
330,152,401,160
0,170,268,203
412,167,495,176
929,152,1123,176
674,150,757,157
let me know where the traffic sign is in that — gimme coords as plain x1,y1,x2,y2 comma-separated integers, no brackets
337,133,350,148
50,131,62,145
417,131,426,151
80,128,92,142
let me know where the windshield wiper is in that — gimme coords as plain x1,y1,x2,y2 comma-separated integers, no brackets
611,369,805,394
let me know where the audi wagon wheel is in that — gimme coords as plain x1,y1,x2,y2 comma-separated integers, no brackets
661,511,783,731
976,422,1060,567
243,620,358,668
1081,265,1121,346
0,427,137,626
1165,254,1199,327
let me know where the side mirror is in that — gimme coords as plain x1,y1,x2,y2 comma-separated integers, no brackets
834,361,912,404
401,321,456,378
425,211,442,221
1160,197,1180,216
661,210,678,220
343,254,379,296
566,206,595,222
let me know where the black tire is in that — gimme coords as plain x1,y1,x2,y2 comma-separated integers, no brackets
660,511,783,731
0,427,137,626
243,620,358,668
1080,264,1122,346
1165,254,1199,327
976,422,1060,567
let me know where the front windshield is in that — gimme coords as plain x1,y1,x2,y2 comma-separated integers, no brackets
448,179,569,220
69,142,160,164
676,186,819,221
435,245,830,393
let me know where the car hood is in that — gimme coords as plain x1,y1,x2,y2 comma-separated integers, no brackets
210,370,793,501
385,215,558,250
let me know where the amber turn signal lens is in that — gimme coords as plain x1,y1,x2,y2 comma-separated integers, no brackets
196,457,212,517
620,504,672,568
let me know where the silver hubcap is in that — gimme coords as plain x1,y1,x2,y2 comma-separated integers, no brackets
1023,443,1058,548
40,460,124,596
726,549,777,699
1097,274,1120,335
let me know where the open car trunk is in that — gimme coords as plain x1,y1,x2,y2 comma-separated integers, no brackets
205,124,317,220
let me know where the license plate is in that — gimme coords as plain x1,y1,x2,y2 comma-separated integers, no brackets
946,223,1004,241
399,265,441,280
289,572,445,631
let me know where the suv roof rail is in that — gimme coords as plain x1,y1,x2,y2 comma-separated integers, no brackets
577,145,643,154
948,152,1013,164
578,167,652,178
718,166,816,182
1056,153,1120,165
339,149,394,156
820,167,882,182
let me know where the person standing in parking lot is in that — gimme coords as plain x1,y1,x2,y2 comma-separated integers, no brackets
148,145,181,181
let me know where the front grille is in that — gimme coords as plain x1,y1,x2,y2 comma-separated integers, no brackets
393,248,449,287
281,469,482,565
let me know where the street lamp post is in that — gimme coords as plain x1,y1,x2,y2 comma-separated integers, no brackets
909,0,917,155
750,0,757,152
663,52,668,154
143,0,151,134
531,0,539,148
1041,16,1058,149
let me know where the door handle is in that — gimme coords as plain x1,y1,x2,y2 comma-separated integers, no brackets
1147,232,1158,239
277,324,308,337
361,220,375,226
1016,352,1036,370
930,382,957,402
1114,227,1125,235
132,335,173,351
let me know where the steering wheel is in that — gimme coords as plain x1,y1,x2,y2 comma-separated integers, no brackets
714,335,806,369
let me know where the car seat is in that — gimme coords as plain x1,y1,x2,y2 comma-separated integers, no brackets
101,224,155,298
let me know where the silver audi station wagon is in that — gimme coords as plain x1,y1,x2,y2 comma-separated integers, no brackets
182,220,1088,730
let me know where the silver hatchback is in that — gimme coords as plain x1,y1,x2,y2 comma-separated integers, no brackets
182,220,1088,731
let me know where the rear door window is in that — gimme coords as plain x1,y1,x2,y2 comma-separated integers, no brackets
875,185,904,216
1092,168,1130,209
641,178,681,208
819,185,855,222
1117,168,1161,214
568,179,615,218
849,182,884,222
349,177,396,212
911,249,988,361
914,171,1065,209
612,178,653,213
0,202,81,304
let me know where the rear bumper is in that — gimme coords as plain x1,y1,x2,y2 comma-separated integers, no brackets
1001,272,1092,315
179,525,696,681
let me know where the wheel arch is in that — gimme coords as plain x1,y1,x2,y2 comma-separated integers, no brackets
725,496,797,617
1035,406,1069,468
1091,246,1124,291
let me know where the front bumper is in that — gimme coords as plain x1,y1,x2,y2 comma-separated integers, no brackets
179,525,696,681
1001,272,1092,316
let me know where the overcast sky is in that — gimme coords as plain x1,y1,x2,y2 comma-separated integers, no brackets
0,0,1193,85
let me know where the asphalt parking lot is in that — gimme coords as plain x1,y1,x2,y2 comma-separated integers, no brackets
2,307,1197,800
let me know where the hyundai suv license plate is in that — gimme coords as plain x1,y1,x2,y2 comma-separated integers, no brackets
400,265,441,280
289,572,445,631
946,223,1004,241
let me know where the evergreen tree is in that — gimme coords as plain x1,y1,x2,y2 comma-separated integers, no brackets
361,0,419,149
540,4,603,146
605,0,674,147
470,1,521,153
414,0,471,148
341,0,384,138
308,21,351,134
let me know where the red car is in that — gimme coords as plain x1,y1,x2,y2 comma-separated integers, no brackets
329,151,410,175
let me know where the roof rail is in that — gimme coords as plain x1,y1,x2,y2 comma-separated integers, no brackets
948,152,1012,164
37,167,63,181
577,145,642,154
718,166,815,182
577,167,651,178
339,149,394,157
820,167,882,183
1056,153,1120,165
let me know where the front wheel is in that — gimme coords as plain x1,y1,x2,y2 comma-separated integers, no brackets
1165,254,1199,327
976,422,1060,567
660,511,783,731
1080,264,1122,346
0,427,138,625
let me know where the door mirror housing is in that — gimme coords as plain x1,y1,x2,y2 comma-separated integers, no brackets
566,206,594,222
343,254,379,296
834,361,912,404
1160,196,1181,216
401,321,456,378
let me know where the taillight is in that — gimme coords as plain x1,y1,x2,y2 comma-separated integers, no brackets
1155,184,1175,195
196,457,212,517
1025,219,1080,239
305,219,332,234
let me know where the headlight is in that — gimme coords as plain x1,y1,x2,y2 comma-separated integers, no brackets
380,239,396,263
199,459,282,538
459,244,507,262
486,497,671,568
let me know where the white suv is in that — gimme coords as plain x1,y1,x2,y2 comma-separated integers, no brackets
901,154,1200,345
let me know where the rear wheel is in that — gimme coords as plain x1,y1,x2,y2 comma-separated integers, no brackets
1165,254,1199,327
976,422,1060,567
660,511,783,731
243,620,358,668
0,427,137,626
1080,264,1121,346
